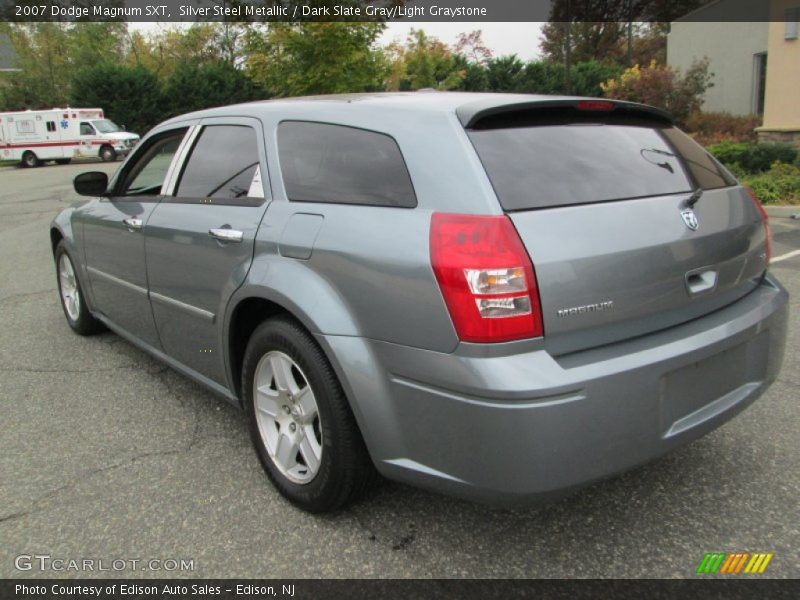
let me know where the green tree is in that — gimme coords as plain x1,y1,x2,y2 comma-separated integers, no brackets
516,60,566,94
0,23,70,109
123,22,251,81
0,22,129,110
452,55,489,91
571,60,624,96
485,55,525,92
162,60,264,118
245,23,387,97
451,56,623,96
628,23,670,66
70,63,163,134
386,29,465,91
541,21,627,65
66,22,127,69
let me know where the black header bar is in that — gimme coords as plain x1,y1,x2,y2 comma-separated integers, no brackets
0,0,785,23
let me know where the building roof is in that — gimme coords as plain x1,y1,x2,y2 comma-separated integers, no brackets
0,32,19,72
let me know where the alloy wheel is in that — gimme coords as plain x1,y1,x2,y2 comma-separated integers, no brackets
253,351,323,484
58,253,81,321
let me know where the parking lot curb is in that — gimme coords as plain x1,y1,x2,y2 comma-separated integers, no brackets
765,206,800,218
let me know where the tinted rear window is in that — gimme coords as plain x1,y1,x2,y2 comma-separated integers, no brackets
662,128,737,190
176,125,261,201
278,121,416,208
469,123,709,211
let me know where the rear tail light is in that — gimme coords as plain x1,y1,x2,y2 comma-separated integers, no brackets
746,187,772,265
430,213,543,343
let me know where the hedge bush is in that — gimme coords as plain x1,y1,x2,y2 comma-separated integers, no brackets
708,141,798,174
162,60,263,119
742,163,800,205
600,59,712,125
70,63,163,135
684,112,760,145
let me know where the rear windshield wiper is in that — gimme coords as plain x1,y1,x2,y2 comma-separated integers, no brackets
684,187,703,208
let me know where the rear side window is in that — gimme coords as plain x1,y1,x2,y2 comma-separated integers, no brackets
662,128,737,190
277,121,416,208
176,125,262,202
468,123,695,211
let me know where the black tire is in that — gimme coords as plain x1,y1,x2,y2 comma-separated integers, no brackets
242,316,376,512
55,241,105,336
22,151,40,168
99,145,116,162
55,158,72,165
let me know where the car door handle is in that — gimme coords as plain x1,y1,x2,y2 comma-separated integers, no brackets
209,228,243,243
122,217,143,231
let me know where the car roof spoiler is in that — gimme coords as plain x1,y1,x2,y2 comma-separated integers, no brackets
456,98,675,129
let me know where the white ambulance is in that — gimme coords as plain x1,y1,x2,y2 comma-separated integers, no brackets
0,108,140,167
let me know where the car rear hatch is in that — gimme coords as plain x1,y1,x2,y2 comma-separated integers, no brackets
463,100,770,355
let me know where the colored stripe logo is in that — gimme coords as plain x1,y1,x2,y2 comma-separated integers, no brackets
697,552,774,574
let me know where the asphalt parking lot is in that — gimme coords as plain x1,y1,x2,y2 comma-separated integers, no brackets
0,161,798,579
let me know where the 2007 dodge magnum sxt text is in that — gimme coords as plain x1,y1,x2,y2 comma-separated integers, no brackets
51,93,788,512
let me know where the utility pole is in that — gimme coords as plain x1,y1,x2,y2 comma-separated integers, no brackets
565,0,572,94
627,0,634,66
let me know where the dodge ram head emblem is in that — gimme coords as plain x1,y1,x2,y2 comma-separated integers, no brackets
681,208,699,231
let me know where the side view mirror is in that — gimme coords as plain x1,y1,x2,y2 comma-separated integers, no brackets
74,171,109,196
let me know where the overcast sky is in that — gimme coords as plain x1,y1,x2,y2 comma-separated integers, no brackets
129,22,545,60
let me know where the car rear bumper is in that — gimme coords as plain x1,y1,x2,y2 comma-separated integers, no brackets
319,274,788,505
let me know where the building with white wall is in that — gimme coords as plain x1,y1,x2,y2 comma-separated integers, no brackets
667,1,771,115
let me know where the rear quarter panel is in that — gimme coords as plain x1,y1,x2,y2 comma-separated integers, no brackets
244,201,457,351
236,108,505,354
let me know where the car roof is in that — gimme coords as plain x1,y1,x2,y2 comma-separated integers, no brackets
160,92,576,123
159,92,673,130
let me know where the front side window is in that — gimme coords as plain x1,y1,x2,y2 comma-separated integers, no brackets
80,122,95,136
277,121,417,208
175,125,262,203
119,130,187,196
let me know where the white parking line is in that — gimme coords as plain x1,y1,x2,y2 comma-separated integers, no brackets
772,249,800,263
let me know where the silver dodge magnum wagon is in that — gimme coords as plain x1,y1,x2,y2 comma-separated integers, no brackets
51,93,788,512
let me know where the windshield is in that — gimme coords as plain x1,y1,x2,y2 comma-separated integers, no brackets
92,119,121,134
